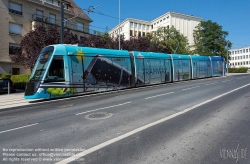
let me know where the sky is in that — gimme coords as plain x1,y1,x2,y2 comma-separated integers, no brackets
74,0,250,49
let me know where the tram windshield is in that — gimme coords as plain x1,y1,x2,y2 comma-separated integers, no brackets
30,46,54,81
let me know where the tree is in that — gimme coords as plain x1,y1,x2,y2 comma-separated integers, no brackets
11,24,79,70
193,20,232,59
151,26,190,54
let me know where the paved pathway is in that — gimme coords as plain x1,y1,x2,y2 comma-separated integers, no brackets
0,92,30,110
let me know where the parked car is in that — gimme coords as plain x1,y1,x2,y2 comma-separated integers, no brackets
0,78,16,93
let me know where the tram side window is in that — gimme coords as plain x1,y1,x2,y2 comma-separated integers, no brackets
45,57,65,82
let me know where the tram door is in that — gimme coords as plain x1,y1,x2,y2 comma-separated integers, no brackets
164,59,171,82
69,55,84,93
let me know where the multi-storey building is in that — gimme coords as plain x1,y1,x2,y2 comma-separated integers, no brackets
229,46,250,68
109,11,203,46
0,0,92,75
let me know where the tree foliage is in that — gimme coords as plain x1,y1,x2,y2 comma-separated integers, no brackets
12,24,193,70
193,20,232,59
150,26,190,54
11,24,79,69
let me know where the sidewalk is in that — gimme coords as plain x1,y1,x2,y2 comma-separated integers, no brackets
226,73,249,76
0,92,30,110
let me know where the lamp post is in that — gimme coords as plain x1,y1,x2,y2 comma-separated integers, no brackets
226,42,229,75
118,0,120,50
60,0,64,44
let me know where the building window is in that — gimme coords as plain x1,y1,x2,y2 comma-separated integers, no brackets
130,22,133,28
243,61,245,65
147,25,149,30
232,51,234,55
36,9,44,21
134,23,137,28
138,31,141,37
130,30,133,36
246,49,249,53
138,24,141,29
247,55,249,59
12,68,20,75
76,22,84,31
243,55,245,59
143,32,145,36
232,57,234,60
9,44,21,55
48,13,56,24
134,30,137,36
240,50,242,54
142,24,145,29
247,61,249,64
64,18,67,27
9,2,22,15
80,36,85,41
9,23,22,35
46,0,53,3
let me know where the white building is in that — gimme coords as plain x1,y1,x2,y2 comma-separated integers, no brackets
229,46,250,68
109,11,203,46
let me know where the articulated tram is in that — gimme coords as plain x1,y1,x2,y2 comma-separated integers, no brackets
24,44,225,99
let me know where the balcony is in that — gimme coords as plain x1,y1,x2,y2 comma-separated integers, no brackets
31,14,102,35
9,9,22,15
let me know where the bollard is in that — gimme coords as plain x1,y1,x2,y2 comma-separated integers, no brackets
8,80,10,95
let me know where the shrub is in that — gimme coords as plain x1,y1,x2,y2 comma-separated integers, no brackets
11,74,30,89
0,74,11,79
228,67,248,73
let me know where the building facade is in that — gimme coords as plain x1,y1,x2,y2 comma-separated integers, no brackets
0,0,92,75
229,46,250,68
109,11,203,46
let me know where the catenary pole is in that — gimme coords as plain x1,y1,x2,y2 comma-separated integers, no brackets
118,0,120,50
60,0,64,44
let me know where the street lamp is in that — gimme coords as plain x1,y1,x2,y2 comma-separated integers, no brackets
118,0,120,50
60,0,71,44
226,41,229,75
60,0,64,44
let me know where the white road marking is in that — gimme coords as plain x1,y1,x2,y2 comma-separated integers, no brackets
56,82,250,164
75,102,131,116
222,79,232,82
205,82,217,86
145,92,174,99
0,123,38,134
182,86,200,91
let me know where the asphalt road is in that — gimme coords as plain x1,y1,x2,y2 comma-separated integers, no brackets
0,75,250,164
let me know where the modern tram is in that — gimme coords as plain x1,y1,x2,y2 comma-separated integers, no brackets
24,44,225,99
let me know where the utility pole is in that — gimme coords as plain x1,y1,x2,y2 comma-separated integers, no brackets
226,41,229,75
118,0,120,50
60,0,65,44
60,0,71,44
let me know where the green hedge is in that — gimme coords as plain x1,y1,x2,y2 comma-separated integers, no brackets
0,74,11,79
11,74,30,89
228,67,248,73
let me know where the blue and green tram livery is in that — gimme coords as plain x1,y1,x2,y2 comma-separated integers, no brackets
24,44,225,99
